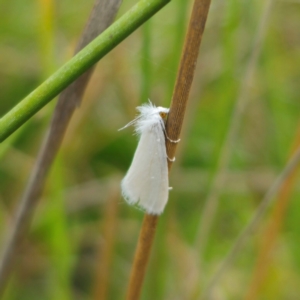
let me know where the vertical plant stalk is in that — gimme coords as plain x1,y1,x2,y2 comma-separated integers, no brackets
126,214,159,300
201,145,300,299
140,21,152,102
93,181,119,300
244,127,300,300
38,0,55,76
195,0,274,254
0,0,122,296
125,1,211,299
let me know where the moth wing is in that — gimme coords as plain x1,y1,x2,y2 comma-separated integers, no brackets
121,123,169,215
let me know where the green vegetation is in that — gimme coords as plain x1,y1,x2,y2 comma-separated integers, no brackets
0,0,300,299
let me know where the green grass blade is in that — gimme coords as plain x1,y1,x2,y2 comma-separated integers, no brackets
0,0,171,142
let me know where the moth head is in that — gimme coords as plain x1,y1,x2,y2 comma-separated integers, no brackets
157,107,169,121
159,111,168,120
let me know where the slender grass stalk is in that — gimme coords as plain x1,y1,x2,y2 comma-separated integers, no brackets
145,5,189,296
244,127,300,300
201,145,300,300
0,0,171,143
194,0,274,254
140,21,152,103
46,157,72,300
125,1,211,299
38,0,55,76
126,214,159,300
93,181,119,300
165,1,189,104
0,0,122,296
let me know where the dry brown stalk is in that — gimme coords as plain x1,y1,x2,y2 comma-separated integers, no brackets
201,145,300,299
125,1,211,299
244,127,300,300
93,181,120,300
126,214,159,300
0,0,122,296
195,0,274,255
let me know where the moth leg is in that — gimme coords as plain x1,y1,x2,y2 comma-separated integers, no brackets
166,135,181,143
160,121,181,143
167,155,176,162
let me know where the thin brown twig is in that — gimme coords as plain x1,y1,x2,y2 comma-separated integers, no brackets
125,1,211,299
0,0,122,296
201,145,300,300
244,127,300,300
93,180,120,300
195,0,274,255
125,214,159,300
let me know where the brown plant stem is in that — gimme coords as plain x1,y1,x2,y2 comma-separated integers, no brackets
195,0,274,255
125,1,211,299
93,181,120,300
0,0,122,296
126,215,159,300
244,127,300,300
201,145,300,299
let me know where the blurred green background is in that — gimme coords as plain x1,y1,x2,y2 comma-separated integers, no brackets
0,0,300,299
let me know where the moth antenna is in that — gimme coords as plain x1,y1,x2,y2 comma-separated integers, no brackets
147,99,153,105
118,114,143,131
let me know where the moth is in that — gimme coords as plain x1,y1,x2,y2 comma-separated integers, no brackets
119,101,179,215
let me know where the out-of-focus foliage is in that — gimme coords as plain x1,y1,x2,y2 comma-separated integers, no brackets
0,0,300,299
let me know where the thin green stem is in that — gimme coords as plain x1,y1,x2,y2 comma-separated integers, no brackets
140,20,152,103
0,0,171,142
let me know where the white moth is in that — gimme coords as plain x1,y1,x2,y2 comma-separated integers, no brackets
120,101,178,215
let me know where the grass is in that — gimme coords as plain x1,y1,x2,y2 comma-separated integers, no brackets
1,0,300,299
